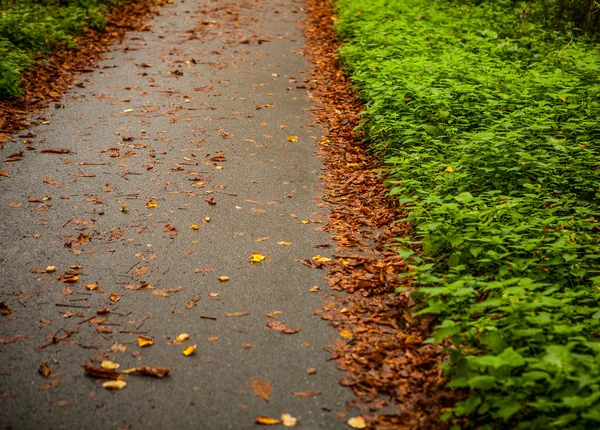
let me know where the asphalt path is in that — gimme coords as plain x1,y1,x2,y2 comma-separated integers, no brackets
0,0,353,428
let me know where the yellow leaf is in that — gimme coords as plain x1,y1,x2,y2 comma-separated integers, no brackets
339,258,350,265
109,293,121,302
182,344,197,356
444,166,454,173
146,200,158,208
276,241,291,246
255,416,280,425
346,163,359,167
287,136,298,142
137,336,154,347
123,109,133,113
204,216,211,222
281,413,298,427
218,276,229,282
209,292,220,297
119,203,128,212
249,253,266,263
85,282,98,291
312,255,331,263
348,417,366,429
102,380,127,390
45,266,56,272
101,360,120,370
190,224,199,230
176,333,190,342
339,330,353,339
301,220,309,224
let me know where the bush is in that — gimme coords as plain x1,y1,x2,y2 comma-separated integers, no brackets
335,0,600,427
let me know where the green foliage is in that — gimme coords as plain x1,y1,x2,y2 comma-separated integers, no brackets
335,0,600,427
0,0,113,99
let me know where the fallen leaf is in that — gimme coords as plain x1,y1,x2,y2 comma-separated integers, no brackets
281,413,298,427
292,391,321,398
190,224,200,230
39,148,71,154
40,379,60,391
250,379,273,402
45,265,56,272
348,417,367,429
176,333,190,342
0,169,8,177
121,366,170,378
146,200,158,208
58,273,78,283
186,296,200,309
255,417,280,425
307,368,317,375
135,266,149,276
101,360,120,370
182,345,197,356
0,301,14,315
266,321,300,334
9,201,21,207
38,362,52,378
110,342,127,353
249,253,266,263
102,380,127,390
137,336,154,347
85,282,98,291
340,330,353,339
225,312,249,317
218,276,229,282
308,285,321,292
265,311,283,318
277,241,292,246
445,166,455,173
287,136,298,142
109,293,121,302
83,364,121,380
312,255,331,263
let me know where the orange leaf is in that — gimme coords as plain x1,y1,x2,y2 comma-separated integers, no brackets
250,379,273,402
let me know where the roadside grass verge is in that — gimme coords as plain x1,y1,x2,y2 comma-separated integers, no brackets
0,0,114,99
334,0,600,427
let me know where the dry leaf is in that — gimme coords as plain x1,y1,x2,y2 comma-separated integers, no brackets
135,266,149,276
190,224,199,230
183,345,197,356
102,380,127,390
85,282,98,291
137,336,154,347
340,330,353,339
308,285,321,292
38,362,51,378
121,366,170,378
0,169,9,177
265,311,283,318
277,241,292,246
176,333,190,342
266,321,300,334
39,148,70,154
0,301,14,315
287,136,298,142
83,364,121,380
110,342,127,353
250,379,273,402
146,200,158,208
45,265,56,272
281,413,298,427
101,360,120,370
312,255,331,263
218,276,229,282
255,417,280,425
292,391,321,398
225,312,249,317
186,296,200,309
348,417,367,429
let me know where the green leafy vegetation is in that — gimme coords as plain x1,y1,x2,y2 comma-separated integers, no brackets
0,0,112,99
334,0,600,427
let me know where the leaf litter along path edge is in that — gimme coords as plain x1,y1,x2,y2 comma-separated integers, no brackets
0,0,356,428
303,0,466,428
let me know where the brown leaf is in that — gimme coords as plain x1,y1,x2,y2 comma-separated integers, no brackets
82,364,122,380
121,366,170,378
164,224,178,238
39,148,71,154
266,321,300,334
225,312,249,317
38,362,52,378
135,266,149,276
186,296,200,309
0,169,9,177
0,301,14,315
40,379,60,391
292,391,321,398
0,334,30,344
250,379,273,402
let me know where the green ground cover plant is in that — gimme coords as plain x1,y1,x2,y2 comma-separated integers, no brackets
0,0,114,98
334,0,600,427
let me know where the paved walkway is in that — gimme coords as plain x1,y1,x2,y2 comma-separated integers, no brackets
0,0,352,428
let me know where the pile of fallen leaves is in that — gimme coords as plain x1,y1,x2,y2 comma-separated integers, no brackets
0,0,163,143
303,0,464,428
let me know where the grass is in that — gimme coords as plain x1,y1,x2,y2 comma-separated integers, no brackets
0,0,113,99
334,0,600,427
